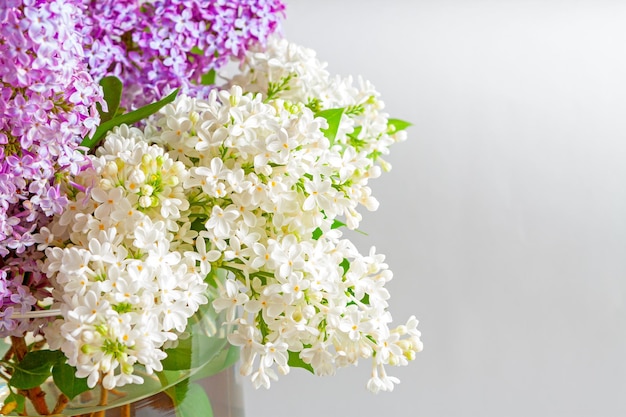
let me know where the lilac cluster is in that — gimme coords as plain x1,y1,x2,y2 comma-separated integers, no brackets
0,0,103,336
0,0,285,337
85,0,286,109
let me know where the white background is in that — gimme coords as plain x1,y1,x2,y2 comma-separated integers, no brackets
241,1,626,416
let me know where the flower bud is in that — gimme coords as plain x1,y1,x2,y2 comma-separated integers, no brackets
141,184,154,196
139,195,152,208
104,161,118,176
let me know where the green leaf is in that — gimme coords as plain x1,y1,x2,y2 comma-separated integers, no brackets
201,69,216,86
161,337,194,371
190,345,240,382
190,217,207,233
387,118,412,133
360,293,370,305
82,88,179,149
9,350,64,389
52,363,91,400
165,377,189,406
160,332,217,371
167,381,214,417
97,76,123,123
347,126,364,150
339,258,350,276
287,350,314,374
316,108,345,144
331,219,346,229
3,392,25,414
312,218,346,240
311,227,323,240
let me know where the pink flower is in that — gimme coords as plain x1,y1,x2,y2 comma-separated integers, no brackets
83,0,286,109
0,0,102,336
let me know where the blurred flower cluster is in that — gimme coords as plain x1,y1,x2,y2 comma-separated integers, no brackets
84,0,285,109
0,0,102,336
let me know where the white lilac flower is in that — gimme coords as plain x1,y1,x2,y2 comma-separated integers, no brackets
141,84,421,392
41,130,207,389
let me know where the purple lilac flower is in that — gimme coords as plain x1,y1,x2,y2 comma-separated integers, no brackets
0,0,103,336
83,0,286,109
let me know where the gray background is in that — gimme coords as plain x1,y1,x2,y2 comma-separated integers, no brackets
241,1,626,416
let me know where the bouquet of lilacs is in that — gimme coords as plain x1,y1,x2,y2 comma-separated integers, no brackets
0,1,422,415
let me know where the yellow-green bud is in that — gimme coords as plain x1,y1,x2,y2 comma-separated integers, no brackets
141,184,154,196
121,357,134,374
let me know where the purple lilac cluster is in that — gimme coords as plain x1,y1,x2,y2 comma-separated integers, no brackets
0,0,103,336
85,0,286,109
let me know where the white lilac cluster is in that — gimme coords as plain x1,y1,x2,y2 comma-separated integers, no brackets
230,37,407,180
144,35,420,392
38,37,422,393
40,127,208,389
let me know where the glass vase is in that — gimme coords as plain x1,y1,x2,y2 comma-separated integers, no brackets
0,302,243,417
73,366,245,417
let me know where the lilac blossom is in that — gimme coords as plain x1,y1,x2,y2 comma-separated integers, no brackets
0,0,103,336
83,0,286,109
